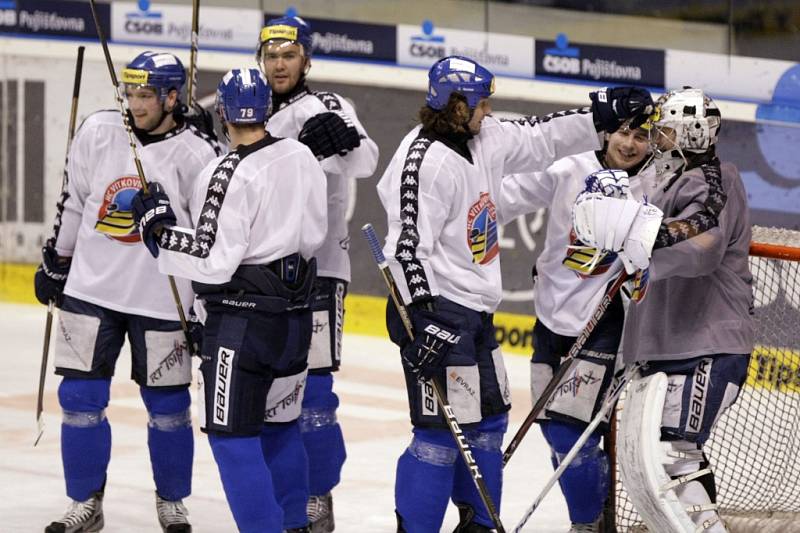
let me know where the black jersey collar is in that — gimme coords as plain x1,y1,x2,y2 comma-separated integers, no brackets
421,128,474,164
271,80,311,113
234,133,283,159
130,111,187,146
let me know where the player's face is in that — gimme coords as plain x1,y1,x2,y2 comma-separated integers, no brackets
604,126,649,170
261,41,308,95
125,86,176,132
652,125,678,152
467,99,492,134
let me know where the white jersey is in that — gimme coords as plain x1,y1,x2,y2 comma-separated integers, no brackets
156,135,327,285
378,112,601,313
55,110,219,320
517,151,626,336
266,88,378,282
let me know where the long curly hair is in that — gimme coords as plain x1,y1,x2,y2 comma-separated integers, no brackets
418,93,470,136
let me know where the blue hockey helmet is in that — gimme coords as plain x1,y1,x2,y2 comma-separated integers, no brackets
215,68,272,125
257,15,312,58
426,56,495,111
121,51,186,101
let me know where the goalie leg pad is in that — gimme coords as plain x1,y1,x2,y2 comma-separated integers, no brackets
541,419,609,524
396,429,457,533
58,377,112,501
619,372,719,532
140,386,193,501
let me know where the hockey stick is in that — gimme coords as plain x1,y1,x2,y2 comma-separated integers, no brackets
34,45,85,447
186,0,199,108
87,0,194,355
362,223,506,533
512,361,643,532
502,269,629,467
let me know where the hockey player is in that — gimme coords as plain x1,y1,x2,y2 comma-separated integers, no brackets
377,55,654,532
513,125,650,532
133,68,327,533
572,88,752,532
256,15,379,532
32,51,218,533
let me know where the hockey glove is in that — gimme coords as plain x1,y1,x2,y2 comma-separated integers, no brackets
401,310,461,381
572,192,663,274
132,182,176,258
187,308,204,356
590,87,654,133
34,245,71,307
183,103,221,145
298,111,361,160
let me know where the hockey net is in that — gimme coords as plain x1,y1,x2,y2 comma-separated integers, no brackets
611,226,800,533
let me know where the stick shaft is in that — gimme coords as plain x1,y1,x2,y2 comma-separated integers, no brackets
502,269,628,467
187,0,200,107
362,224,505,532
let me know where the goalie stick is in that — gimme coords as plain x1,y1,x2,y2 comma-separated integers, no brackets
35,45,85,447
512,361,643,532
87,0,194,355
502,268,629,467
362,223,506,533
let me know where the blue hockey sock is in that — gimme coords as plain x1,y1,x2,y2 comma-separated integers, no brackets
209,433,284,533
261,422,310,529
141,386,193,500
541,419,609,524
452,414,507,528
58,378,112,502
395,429,457,533
300,373,346,496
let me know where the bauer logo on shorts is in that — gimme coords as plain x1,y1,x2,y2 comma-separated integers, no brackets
686,358,712,434
467,192,499,265
213,347,235,426
95,176,142,243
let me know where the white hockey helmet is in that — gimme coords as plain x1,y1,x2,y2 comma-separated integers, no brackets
645,88,721,177
650,88,721,153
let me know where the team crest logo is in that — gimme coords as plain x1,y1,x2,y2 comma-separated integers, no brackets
467,192,499,265
95,176,142,243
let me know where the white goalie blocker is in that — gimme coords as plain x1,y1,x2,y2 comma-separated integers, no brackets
618,373,727,533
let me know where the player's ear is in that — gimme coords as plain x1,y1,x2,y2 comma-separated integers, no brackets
303,56,311,75
165,88,179,111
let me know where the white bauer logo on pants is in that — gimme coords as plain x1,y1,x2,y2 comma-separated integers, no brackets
213,347,235,426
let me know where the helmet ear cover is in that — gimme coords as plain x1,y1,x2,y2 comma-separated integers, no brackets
426,56,495,111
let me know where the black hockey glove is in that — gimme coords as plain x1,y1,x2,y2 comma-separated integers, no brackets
132,182,176,258
183,103,220,144
298,111,361,160
401,309,461,381
34,245,71,307
590,87,654,133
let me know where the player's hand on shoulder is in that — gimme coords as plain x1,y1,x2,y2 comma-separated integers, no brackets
590,86,654,133
132,182,176,258
402,306,461,381
299,111,361,160
34,245,71,307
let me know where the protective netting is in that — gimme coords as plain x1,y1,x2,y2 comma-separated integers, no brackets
613,226,800,533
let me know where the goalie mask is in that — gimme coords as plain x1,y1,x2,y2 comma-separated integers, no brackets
645,88,721,177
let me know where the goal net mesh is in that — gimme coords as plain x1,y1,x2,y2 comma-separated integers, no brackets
612,226,800,533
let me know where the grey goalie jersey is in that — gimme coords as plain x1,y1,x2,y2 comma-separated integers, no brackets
622,159,755,363
266,88,378,282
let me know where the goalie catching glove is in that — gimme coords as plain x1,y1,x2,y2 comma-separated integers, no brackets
571,169,663,274
299,111,361,160
132,182,176,258
402,309,461,381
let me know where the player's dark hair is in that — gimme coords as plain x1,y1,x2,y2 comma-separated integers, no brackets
419,93,470,136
